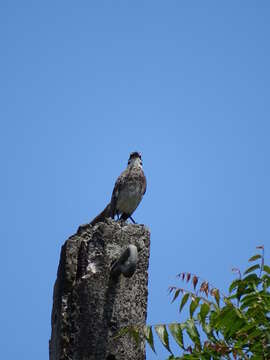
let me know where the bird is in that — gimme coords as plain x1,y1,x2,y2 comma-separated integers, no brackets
90,152,146,226
110,151,146,223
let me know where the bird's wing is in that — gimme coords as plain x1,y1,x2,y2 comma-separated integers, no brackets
110,168,129,217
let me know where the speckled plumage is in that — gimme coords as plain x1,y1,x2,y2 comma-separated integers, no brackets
90,152,146,226
110,152,146,221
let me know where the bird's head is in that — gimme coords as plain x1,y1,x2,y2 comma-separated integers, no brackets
128,151,143,167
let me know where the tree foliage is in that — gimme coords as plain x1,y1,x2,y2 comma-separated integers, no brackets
121,246,270,359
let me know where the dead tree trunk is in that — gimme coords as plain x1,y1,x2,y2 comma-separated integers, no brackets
49,219,150,360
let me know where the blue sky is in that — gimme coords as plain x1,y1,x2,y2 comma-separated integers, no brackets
1,1,270,359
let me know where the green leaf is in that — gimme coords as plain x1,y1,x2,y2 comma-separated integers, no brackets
185,319,201,346
215,293,220,308
143,326,155,353
262,274,270,289
212,305,234,330
168,323,184,349
244,264,260,275
171,289,181,303
236,283,249,301
246,328,262,340
229,279,241,293
242,273,259,283
240,294,258,310
263,265,270,274
190,297,200,318
227,317,246,337
114,326,129,339
130,327,140,347
248,254,262,262
199,303,210,325
154,325,172,354
180,293,189,313
202,322,216,341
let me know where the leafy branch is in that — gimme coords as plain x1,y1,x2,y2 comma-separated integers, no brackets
118,246,270,359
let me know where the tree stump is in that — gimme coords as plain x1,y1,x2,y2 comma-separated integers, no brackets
49,219,150,360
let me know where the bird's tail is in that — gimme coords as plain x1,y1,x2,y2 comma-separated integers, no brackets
90,203,111,226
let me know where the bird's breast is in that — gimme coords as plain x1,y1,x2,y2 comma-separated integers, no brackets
116,182,143,214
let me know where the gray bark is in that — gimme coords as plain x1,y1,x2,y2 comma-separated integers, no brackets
49,219,150,360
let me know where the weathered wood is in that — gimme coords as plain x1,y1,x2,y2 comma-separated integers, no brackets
49,219,150,360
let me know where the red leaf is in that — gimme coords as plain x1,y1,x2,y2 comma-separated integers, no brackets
200,281,209,297
192,276,198,290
